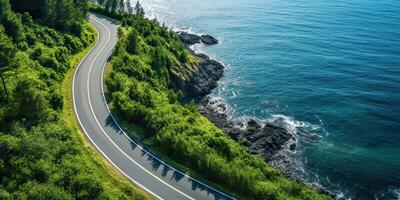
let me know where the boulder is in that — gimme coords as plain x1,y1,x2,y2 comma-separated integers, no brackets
178,32,201,45
197,97,294,160
201,34,219,45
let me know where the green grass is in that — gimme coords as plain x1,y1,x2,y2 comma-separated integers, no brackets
62,21,153,200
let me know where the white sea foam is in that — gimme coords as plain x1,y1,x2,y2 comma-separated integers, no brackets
139,1,346,198
389,187,400,200
268,114,323,142
395,188,400,200
374,187,400,200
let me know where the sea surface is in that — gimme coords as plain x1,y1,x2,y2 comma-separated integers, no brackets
140,0,400,199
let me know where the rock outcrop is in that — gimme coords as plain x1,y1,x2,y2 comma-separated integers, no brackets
178,32,219,45
175,29,332,198
201,34,219,45
171,55,224,97
198,97,295,160
176,30,294,160
172,32,224,97
178,32,201,45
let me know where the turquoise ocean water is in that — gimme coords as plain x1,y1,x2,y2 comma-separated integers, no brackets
140,0,400,199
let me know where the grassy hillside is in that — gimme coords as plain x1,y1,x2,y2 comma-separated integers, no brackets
102,4,331,200
0,0,151,199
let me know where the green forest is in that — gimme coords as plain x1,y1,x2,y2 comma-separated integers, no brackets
0,0,150,199
0,0,331,198
100,1,331,200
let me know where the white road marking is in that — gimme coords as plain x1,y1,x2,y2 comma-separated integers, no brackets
86,16,195,200
73,17,163,200
96,18,237,200
74,14,236,200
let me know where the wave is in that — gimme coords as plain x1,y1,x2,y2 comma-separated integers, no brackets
140,2,346,198
394,188,400,200
375,187,400,200
203,95,351,198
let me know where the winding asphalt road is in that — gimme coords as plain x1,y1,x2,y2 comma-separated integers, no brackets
72,13,236,200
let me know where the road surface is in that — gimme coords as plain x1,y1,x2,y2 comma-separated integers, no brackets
72,13,236,200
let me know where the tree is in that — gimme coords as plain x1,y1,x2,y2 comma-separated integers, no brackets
54,0,75,31
134,1,145,18
118,0,125,14
179,51,189,63
17,182,74,200
110,0,118,13
9,0,88,33
126,30,140,54
14,77,49,125
105,0,113,12
0,25,15,100
97,0,106,7
152,47,166,69
121,17,127,27
0,0,24,42
9,0,47,19
126,0,133,15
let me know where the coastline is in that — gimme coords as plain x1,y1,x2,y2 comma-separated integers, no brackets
176,31,334,197
98,3,333,196
176,31,296,161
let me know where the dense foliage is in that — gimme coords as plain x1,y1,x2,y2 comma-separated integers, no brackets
92,0,144,17
104,3,330,200
0,0,149,199
9,0,88,33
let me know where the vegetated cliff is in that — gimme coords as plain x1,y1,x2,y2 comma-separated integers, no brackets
170,52,224,98
106,10,331,199
175,32,296,162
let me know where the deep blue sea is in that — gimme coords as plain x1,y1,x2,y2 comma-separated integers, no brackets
141,0,400,199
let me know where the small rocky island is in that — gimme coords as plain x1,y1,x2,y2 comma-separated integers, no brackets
178,32,219,45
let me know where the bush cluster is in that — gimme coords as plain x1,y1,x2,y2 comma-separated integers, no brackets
0,0,148,199
105,7,330,200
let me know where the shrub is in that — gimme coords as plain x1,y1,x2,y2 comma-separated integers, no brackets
106,14,330,200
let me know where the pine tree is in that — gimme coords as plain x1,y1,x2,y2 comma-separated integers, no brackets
126,0,133,15
118,0,125,14
126,30,140,54
111,0,118,13
0,26,15,99
121,18,127,27
105,0,112,12
134,1,145,18
97,0,106,7
152,47,165,68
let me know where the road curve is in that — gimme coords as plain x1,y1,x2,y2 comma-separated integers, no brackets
72,13,236,200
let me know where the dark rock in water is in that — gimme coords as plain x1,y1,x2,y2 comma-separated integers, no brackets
173,31,224,97
195,53,210,60
172,32,225,98
248,119,260,127
178,32,201,45
178,32,219,46
290,143,297,151
175,30,330,197
198,97,294,160
201,34,219,45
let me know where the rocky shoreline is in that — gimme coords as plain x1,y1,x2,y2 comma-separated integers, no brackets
176,31,296,162
176,31,333,197
198,97,296,160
